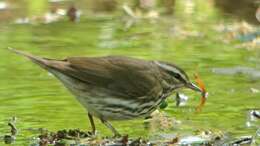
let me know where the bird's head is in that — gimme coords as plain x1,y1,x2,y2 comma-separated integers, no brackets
155,61,202,93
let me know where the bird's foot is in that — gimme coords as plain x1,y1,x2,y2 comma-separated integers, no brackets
86,130,97,138
91,130,97,136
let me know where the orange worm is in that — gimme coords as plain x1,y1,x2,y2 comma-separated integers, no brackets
194,73,207,112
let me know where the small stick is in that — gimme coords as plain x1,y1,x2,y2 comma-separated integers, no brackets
8,122,17,136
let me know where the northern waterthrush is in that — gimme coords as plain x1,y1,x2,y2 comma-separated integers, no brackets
9,48,202,137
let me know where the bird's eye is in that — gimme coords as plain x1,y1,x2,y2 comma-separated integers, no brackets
173,73,181,79
172,73,186,83
165,70,181,79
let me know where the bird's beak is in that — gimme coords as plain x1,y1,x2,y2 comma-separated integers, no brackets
186,82,202,93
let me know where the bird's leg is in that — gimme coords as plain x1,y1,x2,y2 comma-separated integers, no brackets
175,92,181,107
88,113,96,135
100,118,121,137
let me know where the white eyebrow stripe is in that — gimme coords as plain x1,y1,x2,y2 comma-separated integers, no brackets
154,61,187,80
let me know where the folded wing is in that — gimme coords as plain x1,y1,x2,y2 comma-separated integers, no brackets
53,56,163,99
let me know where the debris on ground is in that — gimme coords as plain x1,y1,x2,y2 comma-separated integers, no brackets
148,133,179,145
28,128,259,146
246,109,260,127
0,119,257,145
29,129,151,146
144,110,175,132
150,129,225,146
230,136,253,145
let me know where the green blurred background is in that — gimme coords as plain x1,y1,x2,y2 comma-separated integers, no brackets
0,0,259,145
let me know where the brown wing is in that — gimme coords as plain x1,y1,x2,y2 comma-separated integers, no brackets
9,49,163,99
56,56,163,99
65,56,163,98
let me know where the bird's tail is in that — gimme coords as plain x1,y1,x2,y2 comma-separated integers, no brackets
8,47,50,69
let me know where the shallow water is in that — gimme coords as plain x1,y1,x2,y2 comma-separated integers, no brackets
0,0,259,145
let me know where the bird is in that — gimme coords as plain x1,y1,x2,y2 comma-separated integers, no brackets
8,48,202,137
